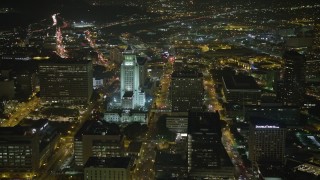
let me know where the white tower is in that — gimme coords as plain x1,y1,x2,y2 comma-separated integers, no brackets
120,47,145,109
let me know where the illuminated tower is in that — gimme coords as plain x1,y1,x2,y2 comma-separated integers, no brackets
120,47,145,109
249,119,286,165
281,50,306,107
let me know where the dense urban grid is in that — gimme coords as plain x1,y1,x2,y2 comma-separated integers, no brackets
0,0,320,179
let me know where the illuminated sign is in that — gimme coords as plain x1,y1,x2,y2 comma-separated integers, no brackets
255,125,279,129
180,133,187,137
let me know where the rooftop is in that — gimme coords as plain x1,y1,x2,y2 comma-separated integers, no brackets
75,121,121,139
172,70,203,78
84,157,131,169
127,141,142,153
123,91,134,98
39,58,92,64
155,151,187,166
137,57,147,65
222,74,260,90
0,119,51,136
188,112,221,135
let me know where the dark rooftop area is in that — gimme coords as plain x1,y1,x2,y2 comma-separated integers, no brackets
0,119,51,136
84,157,131,168
155,151,187,166
137,57,148,65
172,70,203,78
127,141,142,153
123,91,134,98
188,111,221,136
222,74,260,90
0,126,28,136
75,120,121,139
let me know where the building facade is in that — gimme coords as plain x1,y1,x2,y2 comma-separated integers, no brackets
0,119,59,176
103,110,147,124
170,70,204,112
249,119,286,165
245,104,300,126
84,157,132,180
38,59,93,104
120,49,145,109
166,116,188,133
222,74,261,105
155,152,188,179
74,121,124,166
187,112,234,179
281,50,306,107
313,19,320,51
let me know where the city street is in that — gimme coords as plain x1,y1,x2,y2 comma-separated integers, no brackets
0,96,40,127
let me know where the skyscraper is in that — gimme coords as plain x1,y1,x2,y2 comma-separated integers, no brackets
313,19,320,51
249,118,286,165
281,50,306,106
120,48,145,109
170,70,204,112
74,121,124,166
187,112,234,179
39,59,93,104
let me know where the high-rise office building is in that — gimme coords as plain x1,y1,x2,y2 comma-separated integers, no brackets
313,19,320,51
74,121,124,166
249,119,286,165
155,151,188,179
0,119,59,176
120,48,145,109
0,69,15,99
306,54,320,82
222,74,261,105
39,59,93,104
13,70,37,100
187,112,234,179
245,103,300,126
170,70,204,112
281,50,306,106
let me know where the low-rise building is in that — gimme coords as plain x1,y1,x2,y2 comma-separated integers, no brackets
104,110,147,124
84,157,132,180
166,116,188,133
